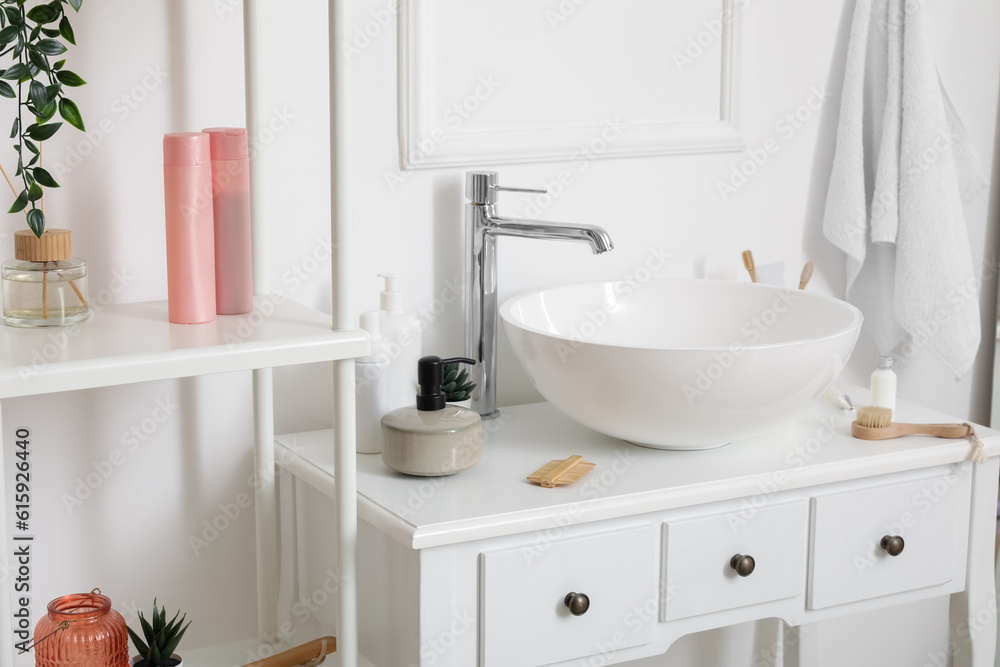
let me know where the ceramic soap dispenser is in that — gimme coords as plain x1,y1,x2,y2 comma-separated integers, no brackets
381,356,483,477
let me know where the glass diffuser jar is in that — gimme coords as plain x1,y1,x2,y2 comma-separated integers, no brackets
34,591,130,667
2,229,89,327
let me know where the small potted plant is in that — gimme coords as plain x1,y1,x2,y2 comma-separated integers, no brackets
127,599,191,667
443,360,476,407
0,0,90,327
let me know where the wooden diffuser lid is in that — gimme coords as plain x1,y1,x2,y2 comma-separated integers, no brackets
14,229,71,262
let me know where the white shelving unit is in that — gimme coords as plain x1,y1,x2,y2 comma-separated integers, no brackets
0,1,365,665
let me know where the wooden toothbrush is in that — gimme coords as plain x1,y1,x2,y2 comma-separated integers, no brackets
798,261,814,290
742,250,757,283
851,406,972,440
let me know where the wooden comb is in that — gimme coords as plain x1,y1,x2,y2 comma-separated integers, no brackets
528,455,596,488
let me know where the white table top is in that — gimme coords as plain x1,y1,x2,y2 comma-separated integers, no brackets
276,387,1000,549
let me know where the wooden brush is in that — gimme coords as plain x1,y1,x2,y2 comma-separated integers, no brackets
851,406,972,440
528,455,595,488
798,261,814,290
742,250,757,283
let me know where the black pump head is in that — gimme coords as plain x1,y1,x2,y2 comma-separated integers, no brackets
416,356,476,411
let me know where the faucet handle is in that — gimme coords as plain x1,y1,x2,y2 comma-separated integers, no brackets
466,171,546,205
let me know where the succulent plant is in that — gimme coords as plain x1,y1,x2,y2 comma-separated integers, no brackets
443,361,476,402
127,600,191,667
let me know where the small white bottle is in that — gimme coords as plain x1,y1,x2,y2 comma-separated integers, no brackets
356,310,391,454
378,273,422,411
870,355,897,414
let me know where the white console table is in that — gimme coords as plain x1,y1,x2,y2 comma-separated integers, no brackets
277,391,1000,666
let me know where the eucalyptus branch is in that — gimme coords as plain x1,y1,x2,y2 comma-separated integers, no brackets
0,0,86,238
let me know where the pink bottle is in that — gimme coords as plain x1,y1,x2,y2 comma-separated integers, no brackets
163,132,216,324
203,127,253,314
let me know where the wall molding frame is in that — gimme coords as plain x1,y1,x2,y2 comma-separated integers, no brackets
397,0,744,170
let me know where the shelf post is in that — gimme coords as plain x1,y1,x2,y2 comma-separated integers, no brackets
244,0,279,643
330,0,359,665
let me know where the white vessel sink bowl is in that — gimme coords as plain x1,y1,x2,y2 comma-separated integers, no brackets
500,279,863,449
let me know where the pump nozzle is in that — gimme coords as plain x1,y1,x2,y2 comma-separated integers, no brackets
378,273,403,313
416,356,476,411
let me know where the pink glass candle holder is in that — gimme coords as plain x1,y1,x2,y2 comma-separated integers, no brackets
34,591,130,667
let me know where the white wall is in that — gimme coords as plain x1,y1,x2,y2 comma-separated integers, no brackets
2,1,997,665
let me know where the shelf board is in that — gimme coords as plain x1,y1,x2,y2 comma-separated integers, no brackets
183,637,375,666
276,393,1000,550
0,298,369,399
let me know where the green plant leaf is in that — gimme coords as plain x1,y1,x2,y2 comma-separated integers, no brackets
55,68,82,85
26,5,57,24
68,0,82,11
444,369,459,384
40,26,59,37
26,208,44,237
57,14,72,43
0,24,16,45
0,80,13,98
35,37,64,55
24,138,36,153
9,117,16,139
28,49,48,72
139,611,156,646
59,97,82,130
26,182,41,201
37,100,56,122
52,57,64,70
159,619,191,660
1,62,26,79
3,7,20,26
7,189,26,213
33,167,57,187
127,626,150,661
29,79,45,107
25,120,61,140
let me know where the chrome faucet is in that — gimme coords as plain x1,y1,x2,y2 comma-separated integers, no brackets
465,171,614,419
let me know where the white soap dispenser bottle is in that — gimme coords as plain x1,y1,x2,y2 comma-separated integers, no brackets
356,310,391,454
378,273,422,410
870,354,897,414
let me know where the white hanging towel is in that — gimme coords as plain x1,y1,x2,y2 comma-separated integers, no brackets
823,0,988,378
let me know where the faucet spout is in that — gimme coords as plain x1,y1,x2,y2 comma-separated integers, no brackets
488,213,615,254
464,171,615,420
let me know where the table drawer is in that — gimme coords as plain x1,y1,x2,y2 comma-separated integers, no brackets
479,524,657,667
808,466,971,609
662,500,808,621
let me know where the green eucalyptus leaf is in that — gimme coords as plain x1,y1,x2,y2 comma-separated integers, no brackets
26,5,57,24
1,62,26,79
33,166,57,187
38,100,56,122
59,97,83,130
57,14,71,43
7,189,26,213
25,120,60,140
29,79,46,107
26,208,44,237
55,68,82,86
35,37,64,55
28,48,48,72
0,80,13,98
